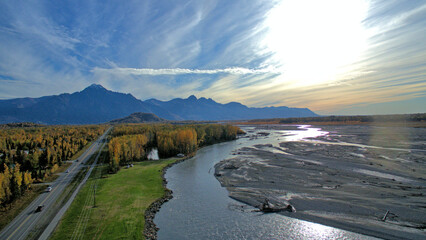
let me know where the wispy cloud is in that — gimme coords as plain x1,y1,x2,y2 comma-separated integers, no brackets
92,67,279,76
0,0,425,115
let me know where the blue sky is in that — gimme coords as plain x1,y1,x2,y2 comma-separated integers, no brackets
0,0,425,115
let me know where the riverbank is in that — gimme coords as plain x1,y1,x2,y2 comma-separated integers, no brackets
215,125,426,240
144,154,193,240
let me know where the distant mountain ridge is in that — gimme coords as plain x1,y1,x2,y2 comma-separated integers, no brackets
110,112,164,124
0,84,318,124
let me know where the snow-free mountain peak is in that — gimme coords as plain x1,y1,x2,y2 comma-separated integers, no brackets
85,83,106,90
0,84,318,124
187,95,197,101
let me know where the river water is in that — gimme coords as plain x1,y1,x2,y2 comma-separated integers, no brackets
154,126,377,240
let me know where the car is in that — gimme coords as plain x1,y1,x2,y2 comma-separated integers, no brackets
66,170,69,173
76,160,79,162
46,186,52,192
35,205,44,212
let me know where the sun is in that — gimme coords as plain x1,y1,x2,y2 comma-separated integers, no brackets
261,0,371,87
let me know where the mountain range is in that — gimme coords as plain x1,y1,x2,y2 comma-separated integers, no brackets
0,84,318,124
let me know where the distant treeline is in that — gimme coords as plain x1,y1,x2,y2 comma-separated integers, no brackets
0,125,107,207
108,124,243,173
278,113,425,124
246,113,426,124
0,122,45,129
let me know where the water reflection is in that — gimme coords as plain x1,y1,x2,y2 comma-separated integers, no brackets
294,220,366,240
155,126,376,239
281,125,329,142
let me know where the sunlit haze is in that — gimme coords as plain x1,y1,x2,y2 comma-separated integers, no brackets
0,0,425,115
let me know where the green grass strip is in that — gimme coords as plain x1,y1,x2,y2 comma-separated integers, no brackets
50,159,177,240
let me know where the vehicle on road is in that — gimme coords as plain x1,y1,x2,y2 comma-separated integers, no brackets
66,170,69,173
76,159,79,162
35,205,44,212
46,187,52,192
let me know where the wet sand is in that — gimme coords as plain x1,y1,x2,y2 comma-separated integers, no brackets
215,125,426,240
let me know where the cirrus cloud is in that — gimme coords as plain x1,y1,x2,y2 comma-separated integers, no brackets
92,67,280,76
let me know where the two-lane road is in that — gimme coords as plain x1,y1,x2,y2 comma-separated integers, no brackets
0,127,111,240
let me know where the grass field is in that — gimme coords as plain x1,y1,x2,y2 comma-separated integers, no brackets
50,159,177,240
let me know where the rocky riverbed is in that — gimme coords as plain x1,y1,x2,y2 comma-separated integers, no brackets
215,125,426,240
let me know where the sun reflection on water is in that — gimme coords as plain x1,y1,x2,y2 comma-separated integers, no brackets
281,125,329,142
294,220,355,240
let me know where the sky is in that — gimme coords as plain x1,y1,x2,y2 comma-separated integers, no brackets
0,0,425,115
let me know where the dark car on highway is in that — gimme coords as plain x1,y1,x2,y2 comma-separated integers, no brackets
35,205,44,212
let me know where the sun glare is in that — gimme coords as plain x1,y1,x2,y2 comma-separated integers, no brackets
262,0,370,87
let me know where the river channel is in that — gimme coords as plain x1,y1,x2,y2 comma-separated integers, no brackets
154,125,378,239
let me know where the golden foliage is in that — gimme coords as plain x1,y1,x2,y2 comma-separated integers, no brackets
107,124,241,172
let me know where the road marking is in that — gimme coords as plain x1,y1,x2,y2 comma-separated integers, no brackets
6,214,31,240
4,135,108,240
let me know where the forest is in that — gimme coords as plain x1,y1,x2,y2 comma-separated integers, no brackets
278,113,426,124
0,125,107,207
108,124,242,173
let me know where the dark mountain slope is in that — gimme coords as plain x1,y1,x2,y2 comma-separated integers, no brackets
0,84,318,124
147,95,317,121
0,84,151,124
109,112,165,124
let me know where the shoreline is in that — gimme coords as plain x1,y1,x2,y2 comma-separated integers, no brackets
143,138,242,239
225,194,406,240
214,124,425,240
234,121,426,128
143,155,193,240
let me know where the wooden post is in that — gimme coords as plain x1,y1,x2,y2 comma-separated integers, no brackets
382,210,389,221
93,185,96,207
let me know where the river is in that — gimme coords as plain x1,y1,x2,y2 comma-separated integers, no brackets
154,126,379,239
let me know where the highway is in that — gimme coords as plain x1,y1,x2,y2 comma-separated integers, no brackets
0,127,111,240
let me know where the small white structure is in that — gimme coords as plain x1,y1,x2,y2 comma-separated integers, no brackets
148,148,159,160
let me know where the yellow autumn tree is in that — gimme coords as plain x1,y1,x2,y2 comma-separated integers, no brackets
0,173,7,206
23,171,33,190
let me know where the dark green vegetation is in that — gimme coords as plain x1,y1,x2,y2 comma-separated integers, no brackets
0,125,107,208
108,124,241,173
243,113,426,126
109,112,165,124
50,159,177,240
278,113,425,124
0,122,44,129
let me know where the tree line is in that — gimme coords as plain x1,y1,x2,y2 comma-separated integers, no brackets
277,113,426,124
0,125,107,207
107,124,242,173
0,163,33,208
